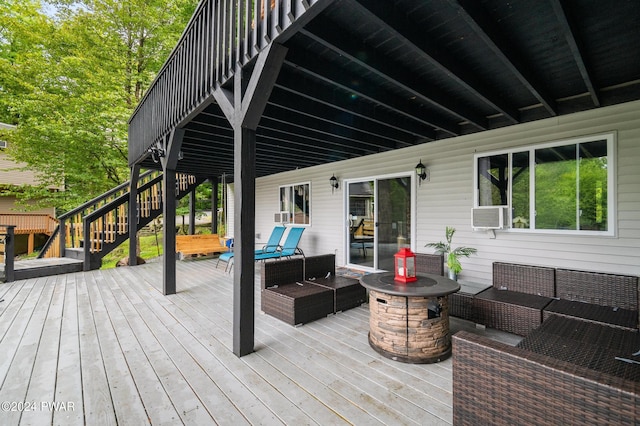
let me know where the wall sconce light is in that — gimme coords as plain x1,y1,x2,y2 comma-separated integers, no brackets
415,159,428,185
330,174,339,193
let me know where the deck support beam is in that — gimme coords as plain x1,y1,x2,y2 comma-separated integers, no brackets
188,190,196,235
162,128,185,295
128,165,141,266
211,176,219,235
213,42,288,357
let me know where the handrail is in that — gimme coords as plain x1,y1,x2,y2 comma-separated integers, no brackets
58,169,157,220
79,173,198,269
39,171,200,266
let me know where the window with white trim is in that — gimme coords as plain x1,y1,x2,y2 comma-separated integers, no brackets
279,182,311,225
475,133,614,234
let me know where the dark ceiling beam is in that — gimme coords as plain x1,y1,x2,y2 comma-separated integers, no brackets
549,0,600,107
283,51,459,136
180,127,334,169
258,123,375,158
298,27,489,130
177,136,325,177
196,108,391,156
451,0,558,116
267,90,416,146
351,0,520,124
261,105,402,151
275,68,435,138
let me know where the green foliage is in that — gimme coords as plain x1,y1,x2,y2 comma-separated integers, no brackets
0,0,197,212
426,226,477,274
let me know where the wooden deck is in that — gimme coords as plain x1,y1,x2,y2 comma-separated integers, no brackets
0,257,84,282
0,258,520,425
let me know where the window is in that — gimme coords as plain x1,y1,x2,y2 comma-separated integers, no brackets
279,182,311,225
475,134,614,234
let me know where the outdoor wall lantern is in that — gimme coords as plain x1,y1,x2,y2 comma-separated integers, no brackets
415,159,428,185
394,247,417,283
149,143,183,163
330,174,339,193
149,144,166,163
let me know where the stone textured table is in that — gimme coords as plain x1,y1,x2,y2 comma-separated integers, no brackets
360,272,460,363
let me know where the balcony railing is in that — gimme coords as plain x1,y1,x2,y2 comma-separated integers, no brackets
128,0,319,164
0,214,58,235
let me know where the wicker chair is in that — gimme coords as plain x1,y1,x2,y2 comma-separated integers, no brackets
260,257,333,326
415,253,444,276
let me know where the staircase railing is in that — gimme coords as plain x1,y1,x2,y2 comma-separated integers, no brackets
78,173,203,270
39,170,157,259
39,171,203,268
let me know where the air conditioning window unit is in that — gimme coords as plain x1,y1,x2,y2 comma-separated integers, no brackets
274,211,290,224
0,140,7,149
471,206,509,229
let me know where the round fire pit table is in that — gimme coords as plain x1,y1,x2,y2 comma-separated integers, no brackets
359,272,460,363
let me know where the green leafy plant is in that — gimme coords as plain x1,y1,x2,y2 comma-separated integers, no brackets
426,226,477,274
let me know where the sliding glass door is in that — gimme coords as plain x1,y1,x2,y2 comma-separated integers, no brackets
346,174,413,271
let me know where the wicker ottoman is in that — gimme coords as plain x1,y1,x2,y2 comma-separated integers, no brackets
449,282,491,322
474,287,552,336
261,282,334,326
306,276,367,313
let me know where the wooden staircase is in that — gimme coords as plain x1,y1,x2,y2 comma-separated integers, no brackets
38,171,204,271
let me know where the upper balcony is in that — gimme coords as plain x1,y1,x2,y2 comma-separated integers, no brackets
128,0,324,169
128,0,640,180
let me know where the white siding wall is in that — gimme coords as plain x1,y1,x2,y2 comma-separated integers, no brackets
230,100,640,284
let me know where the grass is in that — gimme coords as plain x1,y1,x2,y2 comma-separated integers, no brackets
100,225,214,269
101,233,165,269
17,226,216,269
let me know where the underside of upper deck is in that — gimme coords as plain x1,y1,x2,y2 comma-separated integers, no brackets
129,0,640,179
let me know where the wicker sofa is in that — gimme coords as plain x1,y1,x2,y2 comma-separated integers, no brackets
260,254,365,326
543,268,639,331
469,263,640,335
453,328,640,425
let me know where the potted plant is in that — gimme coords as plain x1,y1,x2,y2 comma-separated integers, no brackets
425,226,477,281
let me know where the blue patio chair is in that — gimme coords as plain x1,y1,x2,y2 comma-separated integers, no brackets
254,227,305,261
216,225,287,272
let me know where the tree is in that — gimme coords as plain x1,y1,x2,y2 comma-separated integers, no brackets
0,0,197,212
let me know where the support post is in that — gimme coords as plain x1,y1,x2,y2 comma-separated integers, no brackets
59,217,66,257
162,169,177,295
27,233,34,255
161,128,185,295
233,127,256,357
128,165,141,266
189,189,196,235
213,42,288,357
211,176,219,235
4,225,15,282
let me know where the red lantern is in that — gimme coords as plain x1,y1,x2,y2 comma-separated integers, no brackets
394,248,417,283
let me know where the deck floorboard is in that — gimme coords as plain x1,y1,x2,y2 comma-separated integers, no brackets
0,257,520,425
